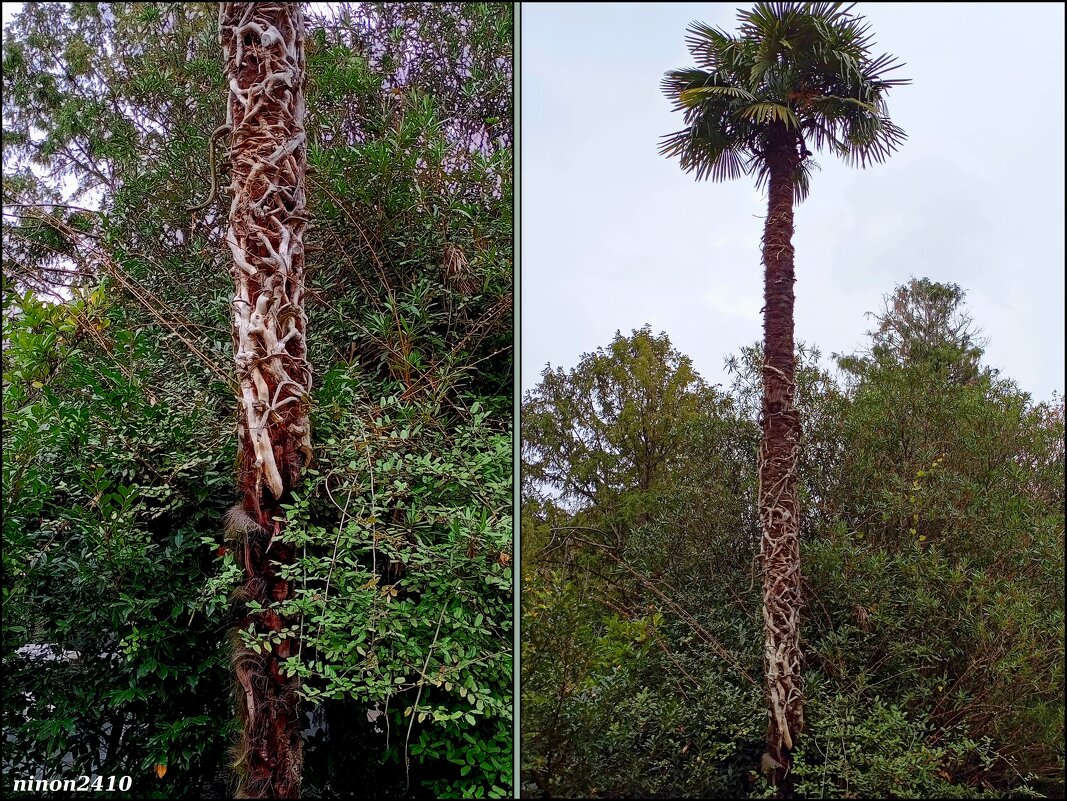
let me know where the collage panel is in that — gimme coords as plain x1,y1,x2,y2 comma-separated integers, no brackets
518,3,1064,800
2,2,513,799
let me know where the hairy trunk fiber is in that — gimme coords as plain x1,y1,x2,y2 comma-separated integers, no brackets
759,124,804,793
221,3,310,797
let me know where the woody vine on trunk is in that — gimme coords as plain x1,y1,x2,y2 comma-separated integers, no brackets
217,2,311,797
661,2,908,792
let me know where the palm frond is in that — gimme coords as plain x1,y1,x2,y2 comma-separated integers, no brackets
679,85,757,107
684,22,738,68
864,51,910,86
659,124,752,183
740,101,800,129
792,157,817,203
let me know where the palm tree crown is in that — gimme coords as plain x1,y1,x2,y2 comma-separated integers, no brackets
661,2,909,201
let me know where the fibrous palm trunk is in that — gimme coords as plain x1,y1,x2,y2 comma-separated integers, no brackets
221,3,310,797
758,124,804,793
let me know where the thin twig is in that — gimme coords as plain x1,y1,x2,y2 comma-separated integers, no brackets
405,601,449,794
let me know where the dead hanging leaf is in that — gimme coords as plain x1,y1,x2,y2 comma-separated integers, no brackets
498,552,511,567
442,244,479,295
154,764,167,779
852,604,870,630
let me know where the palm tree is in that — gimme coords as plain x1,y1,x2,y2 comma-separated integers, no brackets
661,2,907,789
220,2,311,797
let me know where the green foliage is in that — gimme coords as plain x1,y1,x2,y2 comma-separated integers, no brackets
260,381,513,798
3,284,235,798
785,692,1018,799
521,284,1064,798
522,566,767,799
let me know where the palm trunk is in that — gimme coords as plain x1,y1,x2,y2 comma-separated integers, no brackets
758,123,804,793
221,3,311,797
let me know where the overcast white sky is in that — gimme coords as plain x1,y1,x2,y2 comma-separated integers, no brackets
520,2,1066,401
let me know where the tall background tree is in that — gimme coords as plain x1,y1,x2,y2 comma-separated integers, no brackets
839,276,987,385
522,326,710,558
3,3,512,798
661,3,908,785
